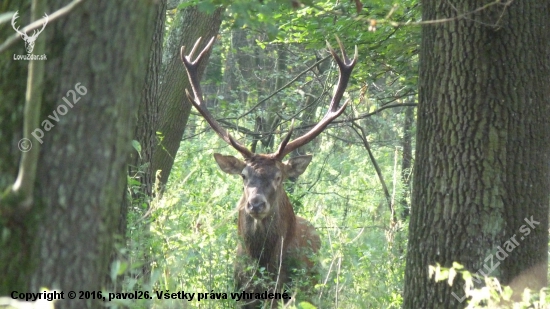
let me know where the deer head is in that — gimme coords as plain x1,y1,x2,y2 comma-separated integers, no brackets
213,153,313,221
180,37,357,307
11,11,48,54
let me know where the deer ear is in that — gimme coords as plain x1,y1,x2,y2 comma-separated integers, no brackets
213,153,246,175
284,155,312,178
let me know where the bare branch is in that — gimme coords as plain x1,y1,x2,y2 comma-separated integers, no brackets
349,121,396,223
181,37,253,158
272,37,358,160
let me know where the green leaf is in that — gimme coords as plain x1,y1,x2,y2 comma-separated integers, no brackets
132,140,142,157
297,301,317,309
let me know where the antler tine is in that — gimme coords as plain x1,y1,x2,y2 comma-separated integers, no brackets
180,37,215,100
271,120,295,159
325,37,358,115
181,37,253,158
187,37,203,59
273,37,357,160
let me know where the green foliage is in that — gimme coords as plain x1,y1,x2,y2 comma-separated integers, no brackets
124,108,409,308
184,0,420,99
430,263,550,308
179,0,298,37
121,1,419,307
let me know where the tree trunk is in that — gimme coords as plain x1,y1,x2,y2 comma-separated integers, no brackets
223,29,251,104
117,0,167,290
152,6,223,187
0,1,159,308
403,1,550,308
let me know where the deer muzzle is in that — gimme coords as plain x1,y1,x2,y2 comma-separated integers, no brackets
246,196,269,219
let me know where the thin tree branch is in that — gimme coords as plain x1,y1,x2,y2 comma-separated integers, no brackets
385,0,514,27
2,0,48,215
311,0,512,28
354,102,417,120
193,102,417,142
237,53,332,120
349,120,397,223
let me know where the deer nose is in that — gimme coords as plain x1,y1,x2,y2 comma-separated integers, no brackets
248,197,266,213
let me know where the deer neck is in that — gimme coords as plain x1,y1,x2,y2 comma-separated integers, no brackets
238,191,296,264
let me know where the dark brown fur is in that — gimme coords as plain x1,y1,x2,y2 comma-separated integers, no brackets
231,155,321,308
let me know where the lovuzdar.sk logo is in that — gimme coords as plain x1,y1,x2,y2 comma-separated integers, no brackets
11,11,48,60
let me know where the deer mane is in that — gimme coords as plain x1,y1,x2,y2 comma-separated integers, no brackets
237,190,296,266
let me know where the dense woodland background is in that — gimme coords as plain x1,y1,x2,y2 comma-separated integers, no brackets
0,0,549,308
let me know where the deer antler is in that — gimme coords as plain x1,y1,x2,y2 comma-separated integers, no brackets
271,37,358,160
181,37,357,161
180,37,253,158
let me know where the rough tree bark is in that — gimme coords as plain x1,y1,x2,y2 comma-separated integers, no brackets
152,6,223,187
403,1,550,308
0,1,159,309
114,0,167,290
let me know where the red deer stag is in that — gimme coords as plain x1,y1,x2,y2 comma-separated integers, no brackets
180,37,357,308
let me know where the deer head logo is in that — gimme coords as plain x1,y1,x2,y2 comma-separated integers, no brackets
11,11,48,54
